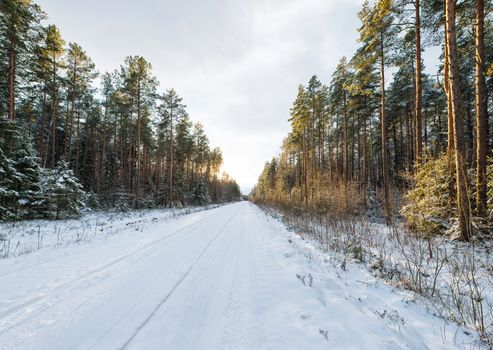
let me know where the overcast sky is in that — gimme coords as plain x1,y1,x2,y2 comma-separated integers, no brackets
35,0,370,193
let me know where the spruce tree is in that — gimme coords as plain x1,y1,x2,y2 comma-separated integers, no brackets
40,160,86,219
0,119,41,220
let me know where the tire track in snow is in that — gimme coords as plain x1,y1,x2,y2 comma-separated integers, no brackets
0,208,219,278
117,207,240,350
0,212,223,334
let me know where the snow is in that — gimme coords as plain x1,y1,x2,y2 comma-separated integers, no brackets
0,202,482,349
0,205,217,258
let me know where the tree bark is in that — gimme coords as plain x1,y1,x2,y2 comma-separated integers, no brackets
65,57,77,163
363,112,368,207
446,0,472,241
50,53,58,168
169,108,174,206
380,32,391,220
128,99,134,193
445,11,456,208
39,91,47,166
343,90,349,186
475,0,488,216
136,80,141,199
414,0,423,163
75,111,81,174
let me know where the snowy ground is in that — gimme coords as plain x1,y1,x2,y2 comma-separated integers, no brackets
0,206,216,259
0,202,482,349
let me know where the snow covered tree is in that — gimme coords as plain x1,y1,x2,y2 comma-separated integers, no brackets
39,160,86,219
0,119,41,220
1,2,239,215
189,180,210,206
0,145,18,220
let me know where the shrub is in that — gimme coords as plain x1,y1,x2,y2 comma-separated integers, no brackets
401,155,455,235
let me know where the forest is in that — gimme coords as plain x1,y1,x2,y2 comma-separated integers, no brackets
1,0,493,347
0,0,241,221
251,0,493,343
252,0,493,241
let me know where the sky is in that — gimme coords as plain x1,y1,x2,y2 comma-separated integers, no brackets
34,0,375,194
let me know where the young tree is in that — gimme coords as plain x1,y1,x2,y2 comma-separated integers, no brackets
40,160,86,219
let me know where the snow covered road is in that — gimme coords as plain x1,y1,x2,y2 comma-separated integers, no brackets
0,202,479,349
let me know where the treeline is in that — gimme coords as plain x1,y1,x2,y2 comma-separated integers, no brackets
251,0,493,240
0,1,240,221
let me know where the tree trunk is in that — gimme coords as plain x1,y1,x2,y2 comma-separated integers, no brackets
65,57,77,163
405,105,411,172
75,111,81,174
67,101,76,164
414,0,423,163
303,130,308,207
99,121,108,194
343,90,349,186
63,101,70,162
475,0,488,217
119,113,124,185
39,91,47,166
380,32,391,220
445,12,456,208
8,33,16,121
136,81,141,199
50,54,57,168
446,0,472,241
169,110,174,206
128,100,134,193
363,113,368,207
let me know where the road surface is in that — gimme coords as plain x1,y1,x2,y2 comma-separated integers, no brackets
0,202,476,349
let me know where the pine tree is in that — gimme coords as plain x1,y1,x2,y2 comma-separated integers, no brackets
358,0,397,219
120,56,157,199
445,0,472,241
0,0,44,121
36,24,65,168
289,85,310,206
64,42,97,164
0,1,242,218
158,89,186,207
329,58,353,186
474,0,488,217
